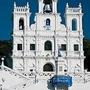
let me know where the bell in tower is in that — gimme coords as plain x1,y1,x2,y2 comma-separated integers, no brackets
43,0,52,13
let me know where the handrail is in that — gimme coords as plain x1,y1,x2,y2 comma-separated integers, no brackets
0,65,33,80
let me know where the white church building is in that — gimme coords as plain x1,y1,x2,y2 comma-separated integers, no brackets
1,0,90,90
13,0,84,76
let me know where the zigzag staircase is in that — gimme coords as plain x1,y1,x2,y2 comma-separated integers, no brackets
0,65,35,90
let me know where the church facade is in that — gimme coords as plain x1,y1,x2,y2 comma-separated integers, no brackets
12,0,85,89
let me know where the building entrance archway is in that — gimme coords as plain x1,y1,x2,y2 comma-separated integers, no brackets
43,63,54,72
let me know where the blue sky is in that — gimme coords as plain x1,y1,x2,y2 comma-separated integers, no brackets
0,0,90,40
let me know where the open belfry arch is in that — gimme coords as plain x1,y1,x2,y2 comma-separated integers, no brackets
38,0,58,13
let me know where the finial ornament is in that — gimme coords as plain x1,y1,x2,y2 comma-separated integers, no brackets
79,3,82,8
27,2,29,8
14,2,16,7
66,3,69,8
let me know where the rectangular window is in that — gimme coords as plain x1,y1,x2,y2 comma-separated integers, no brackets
74,44,79,51
30,44,35,50
17,44,22,50
61,44,66,51
59,66,63,71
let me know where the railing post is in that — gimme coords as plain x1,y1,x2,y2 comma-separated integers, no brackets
1,57,4,67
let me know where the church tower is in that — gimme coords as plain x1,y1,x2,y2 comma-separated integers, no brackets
12,2,31,71
65,3,85,73
13,2,30,33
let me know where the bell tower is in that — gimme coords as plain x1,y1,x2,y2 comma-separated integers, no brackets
38,0,58,13
13,2,30,32
13,2,31,71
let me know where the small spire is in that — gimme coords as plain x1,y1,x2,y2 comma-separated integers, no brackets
66,3,69,8
79,3,82,8
14,2,16,7
27,2,29,8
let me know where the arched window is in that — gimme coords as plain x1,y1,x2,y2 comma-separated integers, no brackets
19,18,24,30
72,18,77,31
46,19,50,26
43,63,54,72
44,41,52,50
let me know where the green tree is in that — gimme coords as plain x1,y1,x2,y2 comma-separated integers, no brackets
0,40,13,68
83,38,90,71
